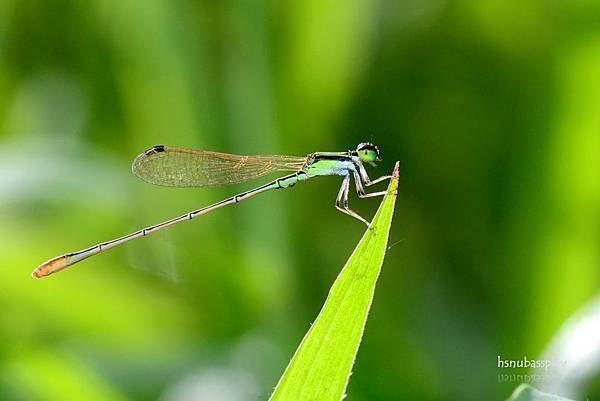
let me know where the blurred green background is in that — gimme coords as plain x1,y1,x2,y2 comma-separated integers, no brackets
1,0,599,400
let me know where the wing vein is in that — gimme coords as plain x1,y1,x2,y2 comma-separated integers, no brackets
131,146,307,187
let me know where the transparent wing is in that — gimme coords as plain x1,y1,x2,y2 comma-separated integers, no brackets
131,145,307,187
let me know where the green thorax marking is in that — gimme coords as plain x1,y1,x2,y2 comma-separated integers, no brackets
304,151,355,177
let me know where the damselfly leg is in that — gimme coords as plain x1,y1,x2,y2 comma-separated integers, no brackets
335,175,370,225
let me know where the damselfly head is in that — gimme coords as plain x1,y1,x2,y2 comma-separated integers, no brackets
356,142,381,166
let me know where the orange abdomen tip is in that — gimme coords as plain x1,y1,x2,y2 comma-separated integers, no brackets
32,254,69,278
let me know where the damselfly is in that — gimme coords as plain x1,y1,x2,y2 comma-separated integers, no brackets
33,143,393,278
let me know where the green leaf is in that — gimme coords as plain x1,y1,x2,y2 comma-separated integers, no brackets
507,384,577,401
269,162,400,401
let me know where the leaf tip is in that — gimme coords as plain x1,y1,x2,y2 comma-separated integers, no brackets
392,161,400,178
